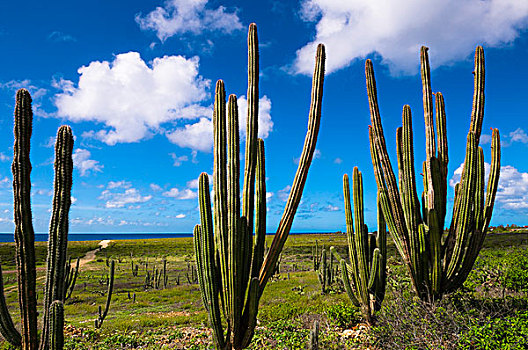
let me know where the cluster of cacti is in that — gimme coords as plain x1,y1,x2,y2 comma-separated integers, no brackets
366,46,501,301
331,167,387,323
130,259,139,277
194,23,325,349
0,89,74,350
63,257,80,301
95,260,114,329
316,248,338,294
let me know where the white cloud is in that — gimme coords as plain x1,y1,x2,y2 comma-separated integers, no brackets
237,95,273,139
136,0,243,42
166,117,213,152
72,149,103,176
107,180,131,189
295,0,528,75
162,188,197,199
150,183,163,191
334,157,342,164
509,128,528,144
166,96,273,152
0,153,9,162
450,163,528,210
176,213,186,219
54,52,210,145
169,152,189,167
99,185,152,208
294,149,321,165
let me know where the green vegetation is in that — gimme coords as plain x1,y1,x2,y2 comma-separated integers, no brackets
0,231,525,349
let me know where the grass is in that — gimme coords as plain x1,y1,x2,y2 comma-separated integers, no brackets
0,231,527,349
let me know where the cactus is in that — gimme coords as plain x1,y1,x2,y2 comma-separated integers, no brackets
48,301,64,350
308,320,319,350
366,46,500,301
0,89,74,350
316,248,337,294
95,260,114,329
63,257,80,301
312,241,321,271
331,168,387,323
194,23,325,349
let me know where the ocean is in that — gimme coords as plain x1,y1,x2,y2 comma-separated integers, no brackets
0,232,328,242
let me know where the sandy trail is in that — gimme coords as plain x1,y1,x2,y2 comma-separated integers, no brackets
3,240,112,293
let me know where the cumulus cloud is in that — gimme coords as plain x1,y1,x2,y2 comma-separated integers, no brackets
136,0,243,42
450,163,528,211
72,149,103,176
296,0,528,75
509,128,528,144
169,152,188,166
163,187,197,199
99,187,152,208
237,95,273,139
54,52,210,145
166,96,273,152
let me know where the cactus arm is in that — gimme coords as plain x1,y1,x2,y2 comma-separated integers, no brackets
40,125,74,350
197,174,225,348
242,22,259,238
12,88,39,350
445,132,478,280
48,301,64,350
194,225,209,312
65,258,80,301
481,129,500,233
469,46,485,142
339,260,360,307
367,249,380,291
239,278,259,349
365,61,410,259
0,264,22,347
435,92,448,224
227,94,243,339
374,190,387,308
352,168,370,316
420,47,437,160
342,174,361,294
251,139,266,279
259,43,325,292
212,80,229,318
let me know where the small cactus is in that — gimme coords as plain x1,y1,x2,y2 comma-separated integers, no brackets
331,167,387,323
95,260,114,329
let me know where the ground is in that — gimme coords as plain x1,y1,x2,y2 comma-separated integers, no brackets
0,232,527,349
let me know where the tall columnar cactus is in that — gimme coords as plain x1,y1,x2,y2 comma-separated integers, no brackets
48,301,64,350
331,167,387,323
366,46,501,301
0,89,74,350
95,260,114,329
63,258,80,301
194,23,325,350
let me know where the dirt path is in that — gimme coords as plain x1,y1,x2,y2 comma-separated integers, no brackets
3,240,112,293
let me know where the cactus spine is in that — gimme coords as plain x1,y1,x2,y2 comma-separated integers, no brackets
194,23,325,349
366,46,500,301
0,89,74,350
331,168,387,323
95,260,114,329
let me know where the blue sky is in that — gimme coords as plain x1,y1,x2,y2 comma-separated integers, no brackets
0,0,527,233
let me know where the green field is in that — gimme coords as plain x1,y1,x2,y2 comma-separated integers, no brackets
0,232,527,349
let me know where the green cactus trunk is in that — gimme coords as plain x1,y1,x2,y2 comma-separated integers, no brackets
194,23,325,349
0,89,74,350
95,260,115,329
366,46,500,301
